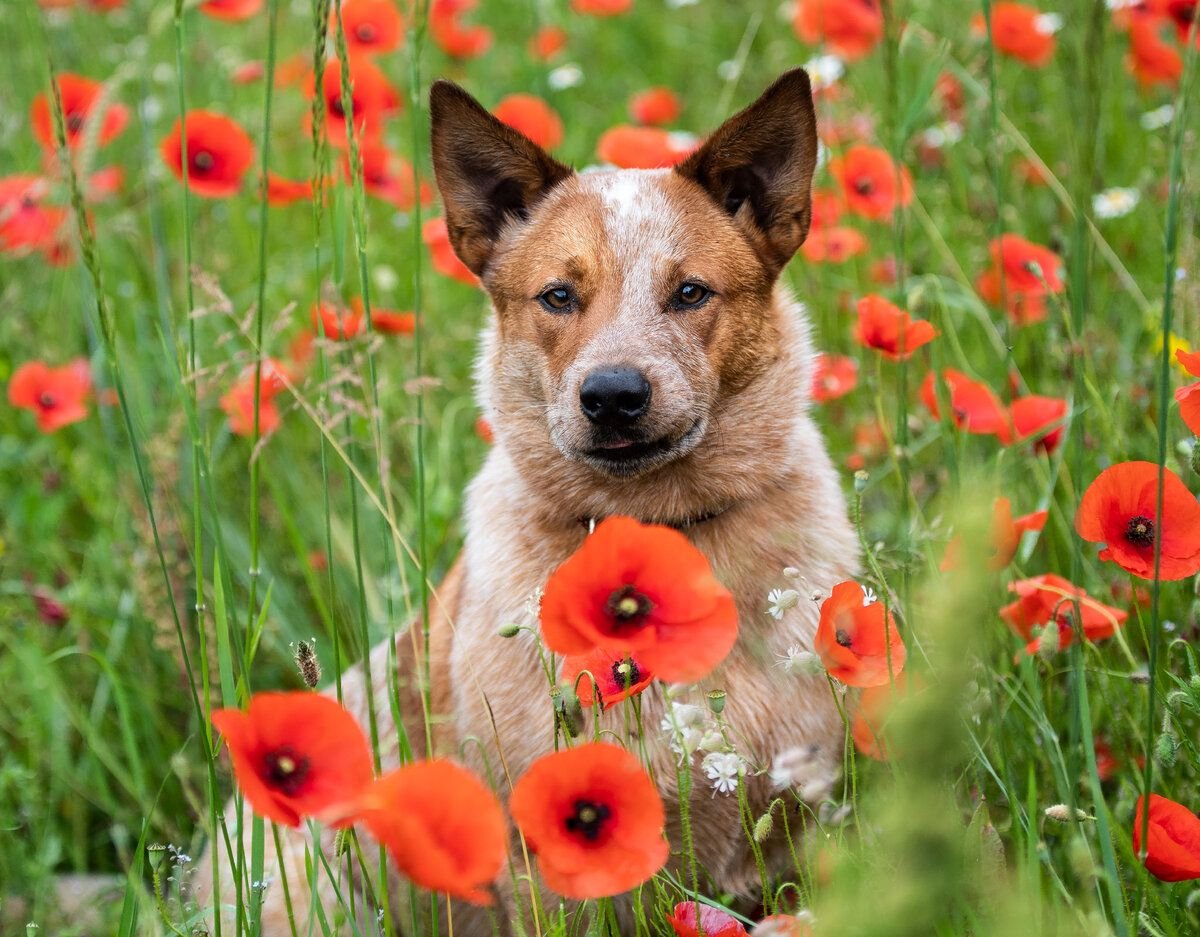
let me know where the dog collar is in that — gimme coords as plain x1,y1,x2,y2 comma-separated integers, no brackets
577,503,731,533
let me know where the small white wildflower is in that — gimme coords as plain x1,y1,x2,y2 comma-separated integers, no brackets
1093,187,1139,220
140,97,162,123
1105,0,1136,9
818,802,852,826
920,121,964,149
782,566,801,578
1176,268,1187,282
1034,12,1063,34
861,585,877,606
777,1,798,23
372,264,399,292
152,62,175,84
667,131,699,155
1044,804,1094,823
769,745,837,802
816,139,829,170
699,728,726,752
547,64,583,91
662,701,708,756
1141,104,1175,130
666,0,700,7
767,588,801,619
777,644,816,674
717,60,741,82
702,751,744,794
804,54,845,92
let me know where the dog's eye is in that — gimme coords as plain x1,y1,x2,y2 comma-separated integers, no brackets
673,282,711,309
538,287,575,313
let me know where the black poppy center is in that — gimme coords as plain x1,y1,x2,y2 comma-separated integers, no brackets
611,658,641,690
328,96,346,118
191,150,215,173
854,177,874,195
1125,515,1155,547
355,22,378,42
38,392,58,410
565,798,611,842
605,585,653,631
835,628,853,648
263,745,311,796
66,112,85,134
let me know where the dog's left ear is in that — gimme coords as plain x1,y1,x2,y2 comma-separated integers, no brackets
675,68,818,277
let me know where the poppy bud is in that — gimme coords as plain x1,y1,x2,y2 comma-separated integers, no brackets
1155,728,1179,768
1166,689,1190,714
552,686,586,738
1035,621,1059,658
292,639,321,689
1186,438,1200,476
1067,835,1099,882
854,470,869,493
1043,804,1093,823
754,810,774,843
497,622,521,638
706,690,727,715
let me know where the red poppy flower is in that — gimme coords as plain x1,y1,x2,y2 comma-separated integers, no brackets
810,190,843,231
597,125,695,169
854,295,937,360
572,0,632,14
1148,0,1200,44
1076,461,1200,580
1174,349,1200,434
519,25,563,63
87,166,124,202
870,256,898,285
972,3,1057,66
357,759,506,903
430,0,492,58
493,94,564,150
309,57,400,148
539,516,739,684
1128,17,1185,86
921,369,1009,439
210,691,374,827
976,268,1048,326
1094,739,1118,783
312,301,364,340
811,353,858,402
629,87,681,126
668,902,748,937
264,172,312,206
936,72,966,122
475,416,494,444
349,142,431,210
800,226,867,263
423,216,480,286
9,359,91,433
991,498,1048,568
989,234,1064,293
232,60,266,84
160,111,254,199
851,672,918,761
560,648,654,710
828,145,913,220
792,0,884,60
335,0,404,55
200,0,262,20
755,915,815,937
509,742,668,899
1009,394,1067,453
369,308,417,335
31,74,129,154
219,360,289,437
815,580,905,687
1134,795,1200,882
0,175,70,261
847,419,887,471
1001,573,1128,656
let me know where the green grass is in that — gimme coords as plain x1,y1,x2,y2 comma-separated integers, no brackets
2,0,1199,934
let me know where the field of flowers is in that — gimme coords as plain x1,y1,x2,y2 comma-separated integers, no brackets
3,0,1199,934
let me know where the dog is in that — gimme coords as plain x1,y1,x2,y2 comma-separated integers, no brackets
196,67,858,934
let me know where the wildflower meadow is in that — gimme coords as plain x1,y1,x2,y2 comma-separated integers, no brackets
3,0,1200,935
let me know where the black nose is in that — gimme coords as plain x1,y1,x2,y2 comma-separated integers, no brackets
579,367,652,427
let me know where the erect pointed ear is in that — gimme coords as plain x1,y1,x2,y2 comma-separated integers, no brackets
429,80,574,277
675,68,819,277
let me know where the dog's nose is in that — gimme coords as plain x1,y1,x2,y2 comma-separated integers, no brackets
579,367,652,427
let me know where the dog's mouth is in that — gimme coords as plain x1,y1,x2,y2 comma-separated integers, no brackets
580,419,704,476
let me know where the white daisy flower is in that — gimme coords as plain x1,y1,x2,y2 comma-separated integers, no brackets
1141,104,1175,130
661,701,708,756
702,751,745,794
547,65,583,91
1034,12,1063,34
1093,187,1139,220
804,54,845,92
767,588,801,619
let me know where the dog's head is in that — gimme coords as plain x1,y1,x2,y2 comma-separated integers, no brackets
430,71,818,481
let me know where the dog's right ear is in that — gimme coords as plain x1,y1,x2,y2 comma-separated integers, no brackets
430,80,573,277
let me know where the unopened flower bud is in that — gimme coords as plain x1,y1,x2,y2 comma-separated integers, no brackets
552,686,586,738
753,811,774,843
1036,622,1059,658
706,690,727,715
1043,804,1093,823
497,622,521,638
1155,728,1179,768
1189,438,1200,476
854,470,869,493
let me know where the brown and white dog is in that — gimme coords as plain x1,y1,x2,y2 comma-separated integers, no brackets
198,67,858,934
